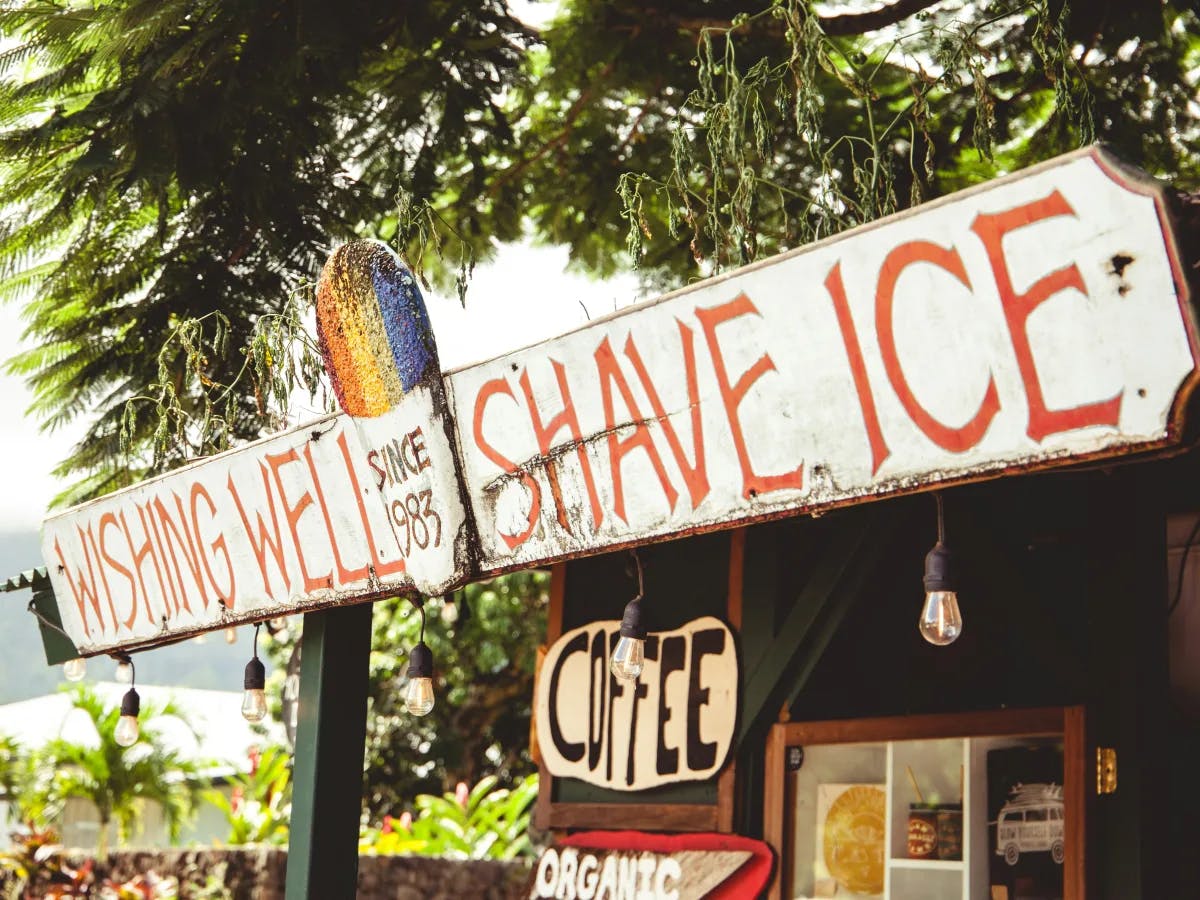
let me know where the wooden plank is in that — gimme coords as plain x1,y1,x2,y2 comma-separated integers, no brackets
775,707,1065,746
763,725,787,900
716,530,745,832
452,147,1198,573
1063,705,1087,900
544,802,720,832
739,510,894,744
41,148,1200,656
284,603,373,900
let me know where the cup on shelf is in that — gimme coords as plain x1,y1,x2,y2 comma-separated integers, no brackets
906,803,939,859
935,803,963,860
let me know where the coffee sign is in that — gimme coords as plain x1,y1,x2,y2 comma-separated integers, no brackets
535,616,737,790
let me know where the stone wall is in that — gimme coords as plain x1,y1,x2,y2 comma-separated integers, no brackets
0,848,530,899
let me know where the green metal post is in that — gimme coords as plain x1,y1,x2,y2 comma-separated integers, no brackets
285,602,373,900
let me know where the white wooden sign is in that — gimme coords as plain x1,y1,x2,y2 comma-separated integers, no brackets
43,243,471,655
41,148,1199,655
450,148,1197,569
535,617,738,790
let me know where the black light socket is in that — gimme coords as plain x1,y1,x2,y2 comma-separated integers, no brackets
120,687,140,718
244,656,266,691
618,597,646,640
923,541,956,593
407,641,433,679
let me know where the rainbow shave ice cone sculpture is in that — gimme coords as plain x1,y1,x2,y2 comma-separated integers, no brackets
316,240,438,416
312,239,469,590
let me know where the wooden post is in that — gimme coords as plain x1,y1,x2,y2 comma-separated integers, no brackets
285,603,373,900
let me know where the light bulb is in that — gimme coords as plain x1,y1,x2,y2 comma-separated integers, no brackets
243,654,267,722
404,677,435,716
242,689,268,723
63,657,86,682
610,595,647,682
115,659,133,684
225,627,238,645
114,715,140,747
115,687,140,747
440,600,459,625
609,635,645,681
404,639,435,716
919,590,963,646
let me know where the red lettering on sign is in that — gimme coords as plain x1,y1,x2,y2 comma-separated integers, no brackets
473,377,541,550
825,263,891,474
141,501,181,618
335,431,406,577
152,494,207,615
54,533,105,638
972,190,1122,442
119,507,169,626
303,443,370,586
519,361,604,534
624,323,711,509
98,512,139,630
267,449,330,593
875,241,1000,452
190,483,235,607
227,467,291,598
595,336,679,523
696,294,804,499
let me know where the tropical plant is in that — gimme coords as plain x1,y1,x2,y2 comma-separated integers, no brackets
203,745,291,847
0,737,29,823
359,774,538,861
23,687,206,855
0,823,93,900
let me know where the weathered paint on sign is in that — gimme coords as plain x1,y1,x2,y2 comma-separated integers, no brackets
41,148,1199,656
450,147,1197,569
44,244,470,656
535,617,738,790
532,832,774,900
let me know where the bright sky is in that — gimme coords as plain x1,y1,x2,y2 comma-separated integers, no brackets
0,242,642,533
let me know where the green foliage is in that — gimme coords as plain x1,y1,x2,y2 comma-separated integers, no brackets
363,573,549,814
262,572,549,816
203,746,291,847
0,0,533,500
22,687,207,854
359,774,538,861
3,0,1198,491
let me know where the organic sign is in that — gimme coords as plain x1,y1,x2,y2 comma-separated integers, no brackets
529,832,773,900
535,617,737,790
41,148,1199,656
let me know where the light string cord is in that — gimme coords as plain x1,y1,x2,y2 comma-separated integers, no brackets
630,549,645,603
935,492,946,545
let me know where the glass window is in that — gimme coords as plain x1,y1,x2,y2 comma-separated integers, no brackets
1025,808,1047,821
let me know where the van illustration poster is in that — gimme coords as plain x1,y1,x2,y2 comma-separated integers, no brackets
987,745,1065,900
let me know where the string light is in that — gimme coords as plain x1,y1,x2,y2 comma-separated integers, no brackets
920,492,963,646
404,599,435,717
114,653,133,684
114,659,140,747
610,550,647,682
242,624,267,723
62,657,86,682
